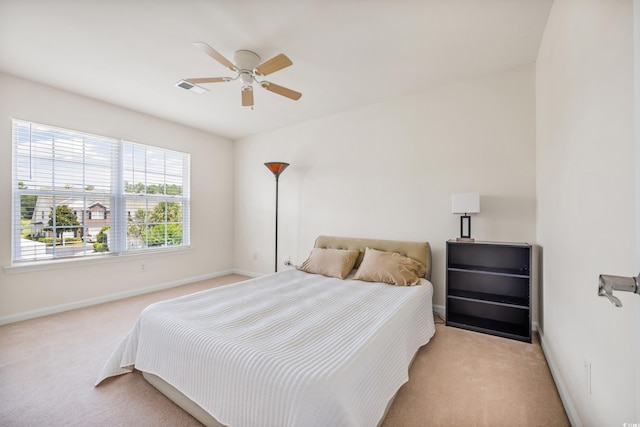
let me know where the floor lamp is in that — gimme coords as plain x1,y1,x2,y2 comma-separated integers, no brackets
264,162,289,273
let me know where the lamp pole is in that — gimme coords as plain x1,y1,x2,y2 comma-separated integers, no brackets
264,162,289,273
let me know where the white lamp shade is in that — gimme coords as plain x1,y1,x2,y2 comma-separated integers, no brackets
452,193,480,214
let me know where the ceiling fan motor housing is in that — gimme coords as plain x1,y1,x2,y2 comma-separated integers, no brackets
234,50,261,89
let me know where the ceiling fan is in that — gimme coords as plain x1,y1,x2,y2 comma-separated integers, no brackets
177,42,302,107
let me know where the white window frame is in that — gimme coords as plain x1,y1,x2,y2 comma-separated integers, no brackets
11,119,190,264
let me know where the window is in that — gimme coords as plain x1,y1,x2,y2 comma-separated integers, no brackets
12,119,190,263
89,210,105,220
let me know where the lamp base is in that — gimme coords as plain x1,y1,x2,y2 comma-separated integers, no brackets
456,237,475,242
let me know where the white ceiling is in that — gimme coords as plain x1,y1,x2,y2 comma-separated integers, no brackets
0,0,553,140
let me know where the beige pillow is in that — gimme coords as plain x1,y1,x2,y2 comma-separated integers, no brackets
353,247,426,286
296,248,360,279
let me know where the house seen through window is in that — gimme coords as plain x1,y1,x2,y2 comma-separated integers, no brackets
12,119,191,262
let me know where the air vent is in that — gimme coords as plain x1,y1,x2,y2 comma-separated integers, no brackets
174,79,208,94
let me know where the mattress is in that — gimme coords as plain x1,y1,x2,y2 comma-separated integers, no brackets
96,268,435,427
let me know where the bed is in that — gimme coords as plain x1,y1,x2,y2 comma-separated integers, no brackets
95,235,435,427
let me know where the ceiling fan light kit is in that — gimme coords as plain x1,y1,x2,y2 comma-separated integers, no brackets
178,42,302,108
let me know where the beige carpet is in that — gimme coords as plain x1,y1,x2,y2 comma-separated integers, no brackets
0,274,568,427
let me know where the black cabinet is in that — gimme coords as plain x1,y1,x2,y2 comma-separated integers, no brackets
446,240,532,343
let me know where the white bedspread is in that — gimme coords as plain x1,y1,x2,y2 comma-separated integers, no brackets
96,269,435,427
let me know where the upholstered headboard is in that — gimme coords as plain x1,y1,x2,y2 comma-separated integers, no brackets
313,235,432,281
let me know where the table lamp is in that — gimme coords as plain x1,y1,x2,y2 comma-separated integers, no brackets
452,192,480,242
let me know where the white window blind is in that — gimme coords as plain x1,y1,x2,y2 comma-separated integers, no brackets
12,119,190,263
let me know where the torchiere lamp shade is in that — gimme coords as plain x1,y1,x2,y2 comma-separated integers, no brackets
265,162,289,179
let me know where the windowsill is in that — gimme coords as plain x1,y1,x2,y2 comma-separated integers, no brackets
3,246,193,275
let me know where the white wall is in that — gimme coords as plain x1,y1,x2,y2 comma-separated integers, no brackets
234,65,537,315
0,72,235,322
536,0,637,425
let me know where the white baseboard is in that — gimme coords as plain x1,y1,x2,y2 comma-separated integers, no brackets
538,327,583,427
231,269,261,278
0,270,235,326
432,304,445,317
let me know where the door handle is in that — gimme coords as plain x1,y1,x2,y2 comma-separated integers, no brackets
598,274,640,307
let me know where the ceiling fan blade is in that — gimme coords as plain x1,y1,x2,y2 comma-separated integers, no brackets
254,54,292,76
193,42,237,71
186,77,228,84
261,82,302,101
242,88,254,107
